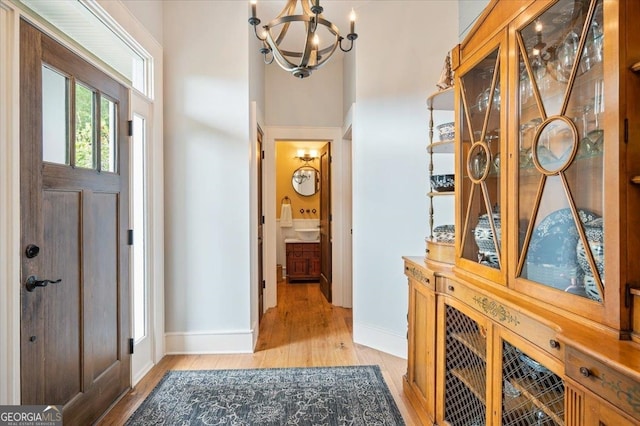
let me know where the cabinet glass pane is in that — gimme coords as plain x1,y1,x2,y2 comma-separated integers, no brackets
100,96,117,172
42,66,69,165
460,48,502,269
501,341,564,425
75,82,95,169
517,0,604,302
444,305,487,426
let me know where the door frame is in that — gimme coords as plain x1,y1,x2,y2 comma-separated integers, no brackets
0,1,22,404
130,90,164,385
0,0,164,403
263,126,352,310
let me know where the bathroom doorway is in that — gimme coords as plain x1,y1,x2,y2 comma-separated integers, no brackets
263,127,351,312
274,140,328,295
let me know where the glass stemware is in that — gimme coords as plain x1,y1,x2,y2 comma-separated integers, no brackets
556,30,580,82
581,21,603,73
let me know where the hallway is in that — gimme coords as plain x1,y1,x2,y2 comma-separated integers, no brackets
98,281,420,424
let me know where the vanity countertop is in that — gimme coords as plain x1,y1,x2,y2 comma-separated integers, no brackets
284,238,319,244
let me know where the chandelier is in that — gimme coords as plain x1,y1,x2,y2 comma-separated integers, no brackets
248,0,358,79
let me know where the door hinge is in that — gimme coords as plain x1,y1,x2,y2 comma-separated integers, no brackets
128,120,133,137
129,338,134,354
261,215,265,224
624,118,629,144
262,279,266,289
261,150,265,159
127,229,134,246
625,282,640,308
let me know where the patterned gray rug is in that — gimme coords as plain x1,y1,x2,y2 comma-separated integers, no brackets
126,365,405,425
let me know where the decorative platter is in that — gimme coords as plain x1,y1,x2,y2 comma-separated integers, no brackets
525,208,600,292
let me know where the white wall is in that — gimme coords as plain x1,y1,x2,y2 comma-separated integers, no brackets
459,0,490,41
266,55,343,127
162,1,254,353
352,1,459,357
121,0,163,45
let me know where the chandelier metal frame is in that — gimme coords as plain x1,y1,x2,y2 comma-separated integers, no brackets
249,0,358,79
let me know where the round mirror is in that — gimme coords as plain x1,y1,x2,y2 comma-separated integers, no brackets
292,166,319,197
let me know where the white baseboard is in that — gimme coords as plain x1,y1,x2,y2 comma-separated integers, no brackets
353,322,407,359
132,361,155,386
165,330,255,355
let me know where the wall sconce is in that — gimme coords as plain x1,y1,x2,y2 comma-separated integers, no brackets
295,149,318,164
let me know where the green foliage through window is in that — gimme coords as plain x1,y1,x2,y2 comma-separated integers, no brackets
75,82,117,171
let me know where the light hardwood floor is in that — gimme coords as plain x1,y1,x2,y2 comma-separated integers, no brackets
98,280,421,425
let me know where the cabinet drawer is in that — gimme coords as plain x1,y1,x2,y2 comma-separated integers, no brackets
286,243,303,254
302,243,318,252
404,261,434,290
442,279,564,360
566,346,640,421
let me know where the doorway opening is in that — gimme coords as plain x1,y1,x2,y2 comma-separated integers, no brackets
262,126,352,316
275,141,328,295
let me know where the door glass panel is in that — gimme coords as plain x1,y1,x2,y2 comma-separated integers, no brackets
132,114,147,342
75,82,95,169
460,47,502,270
517,0,604,302
42,66,69,165
100,96,117,172
520,0,589,117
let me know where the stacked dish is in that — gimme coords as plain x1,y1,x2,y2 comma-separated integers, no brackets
430,174,455,192
436,122,455,141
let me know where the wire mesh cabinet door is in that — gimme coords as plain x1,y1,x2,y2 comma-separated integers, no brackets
437,297,492,426
495,330,565,426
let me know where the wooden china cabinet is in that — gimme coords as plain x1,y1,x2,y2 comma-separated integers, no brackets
404,0,640,425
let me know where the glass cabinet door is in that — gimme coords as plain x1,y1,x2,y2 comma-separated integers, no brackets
516,0,604,302
459,46,503,272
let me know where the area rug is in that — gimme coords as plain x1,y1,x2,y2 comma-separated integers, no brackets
126,365,405,425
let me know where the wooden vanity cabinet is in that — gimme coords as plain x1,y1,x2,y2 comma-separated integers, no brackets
286,242,320,281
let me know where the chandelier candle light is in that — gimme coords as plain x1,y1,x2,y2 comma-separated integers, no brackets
249,0,358,79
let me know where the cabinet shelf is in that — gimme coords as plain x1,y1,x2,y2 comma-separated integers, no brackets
428,140,455,153
427,87,455,110
451,331,487,361
428,191,455,197
518,149,604,177
510,377,564,426
450,367,487,404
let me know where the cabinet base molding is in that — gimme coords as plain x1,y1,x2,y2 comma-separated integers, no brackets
402,377,435,426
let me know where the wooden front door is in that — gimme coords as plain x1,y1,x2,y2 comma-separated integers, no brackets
319,143,332,302
20,20,131,424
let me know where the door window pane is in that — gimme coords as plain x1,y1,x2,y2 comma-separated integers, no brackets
42,66,69,165
75,82,95,169
100,97,117,172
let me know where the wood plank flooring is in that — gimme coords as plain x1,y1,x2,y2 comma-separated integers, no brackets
97,280,421,425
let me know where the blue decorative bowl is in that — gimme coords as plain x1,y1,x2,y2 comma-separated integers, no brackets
436,122,455,141
474,213,501,254
431,174,455,192
433,224,455,244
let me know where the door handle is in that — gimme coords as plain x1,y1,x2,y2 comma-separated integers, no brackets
25,276,61,292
